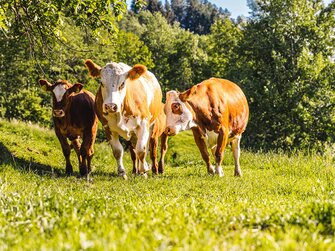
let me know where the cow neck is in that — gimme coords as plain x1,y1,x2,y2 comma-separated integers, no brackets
185,99,207,134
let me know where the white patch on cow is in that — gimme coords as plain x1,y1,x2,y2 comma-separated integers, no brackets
135,118,150,173
104,112,141,141
165,90,196,135
53,85,67,102
109,132,126,177
139,76,154,109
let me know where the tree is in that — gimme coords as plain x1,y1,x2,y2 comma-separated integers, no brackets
0,0,128,56
120,11,209,92
207,18,242,78
232,0,335,151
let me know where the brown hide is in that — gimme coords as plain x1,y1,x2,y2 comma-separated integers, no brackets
175,78,249,177
48,81,98,177
124,71,162,125
149,103,168,174
186,78,249,138
54,90,97,139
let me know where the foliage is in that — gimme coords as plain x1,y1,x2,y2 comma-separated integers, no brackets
0,119,335,250
207,18,243,78
230,0,335,151
0,0,127,53
120,11,209,91
0,0,334,153
4,88,51,126
132,0,230,34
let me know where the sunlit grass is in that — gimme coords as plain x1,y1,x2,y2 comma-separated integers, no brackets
0,119,334,250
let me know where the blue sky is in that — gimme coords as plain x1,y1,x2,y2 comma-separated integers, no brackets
126,0,334,19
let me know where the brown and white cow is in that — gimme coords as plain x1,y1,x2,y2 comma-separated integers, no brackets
84,59,163,178
39,79,98,178
164,78,249,177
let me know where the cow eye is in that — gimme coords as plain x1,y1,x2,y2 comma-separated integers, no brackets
171,103,182,114
119,82,125,90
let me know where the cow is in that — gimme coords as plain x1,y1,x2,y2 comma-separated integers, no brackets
39,79,98,178
164,78,249,177
84,59,164,178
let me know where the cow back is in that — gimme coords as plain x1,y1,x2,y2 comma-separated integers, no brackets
188,78,249,135
124,71,162,125
68,90,96,129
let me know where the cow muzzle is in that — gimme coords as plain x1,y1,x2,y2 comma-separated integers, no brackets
53,109,65,117
165,127,176,136
104,103,118,113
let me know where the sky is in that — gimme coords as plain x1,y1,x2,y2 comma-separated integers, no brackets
126,0,334,19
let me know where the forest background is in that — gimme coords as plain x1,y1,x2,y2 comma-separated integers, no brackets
0,0,334,153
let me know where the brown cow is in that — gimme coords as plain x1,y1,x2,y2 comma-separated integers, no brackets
39,79,98,178
164,78,249,177
85,59,164,178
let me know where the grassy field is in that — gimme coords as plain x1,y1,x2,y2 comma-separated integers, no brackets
0,119,334,250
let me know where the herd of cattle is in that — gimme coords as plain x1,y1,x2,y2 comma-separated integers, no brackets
38,59,249,179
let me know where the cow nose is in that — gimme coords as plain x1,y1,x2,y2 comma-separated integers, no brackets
165,127,175,136
53,109,65,117
105,103,118,113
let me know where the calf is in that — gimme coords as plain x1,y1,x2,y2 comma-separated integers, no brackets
164,78,249,177
39,79,98,177
85,59,163,178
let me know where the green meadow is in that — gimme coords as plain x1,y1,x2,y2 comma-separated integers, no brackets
0,119,334,250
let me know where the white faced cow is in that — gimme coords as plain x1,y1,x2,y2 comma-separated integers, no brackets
85,59,163,178
165,78,249,177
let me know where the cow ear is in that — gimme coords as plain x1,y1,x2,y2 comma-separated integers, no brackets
39,79,52,92
85,59,101,77
68,83,83,94
128,64,147,80
179,85,197,102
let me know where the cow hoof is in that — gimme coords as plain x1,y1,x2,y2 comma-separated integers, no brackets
215,166,224,177
76,174,92,182
119,173,128,180
208,165,215,175
234,171,242,177
141,173,148,179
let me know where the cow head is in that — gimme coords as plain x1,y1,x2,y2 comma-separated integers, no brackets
164,87,197,136
85,59,147,114
39,79,83,118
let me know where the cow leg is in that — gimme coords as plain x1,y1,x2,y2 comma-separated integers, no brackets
87,125,97,174
135,121,150,174
56,130,73,175
129,144,138,174
71,138,82,167
79,129,95,178
158,133,168,174
232,136,242,177
149,136,159,175
110,132,127,179
191,127,215,175
214,128,229,177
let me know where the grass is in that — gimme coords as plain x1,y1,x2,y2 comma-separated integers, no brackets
0,119,335,250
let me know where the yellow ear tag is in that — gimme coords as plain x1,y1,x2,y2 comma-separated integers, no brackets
41,85,47,91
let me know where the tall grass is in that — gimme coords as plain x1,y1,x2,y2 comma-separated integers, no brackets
0,119,334,250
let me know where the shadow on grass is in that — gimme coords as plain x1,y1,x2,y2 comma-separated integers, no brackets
0,142,65,177
0,142,124,179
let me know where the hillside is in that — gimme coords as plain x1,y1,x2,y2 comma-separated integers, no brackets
0,119,334,250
